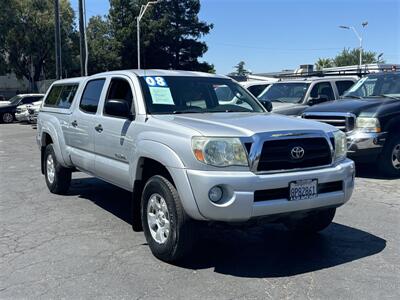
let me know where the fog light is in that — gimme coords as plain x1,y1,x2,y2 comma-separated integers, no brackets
208,186,223,203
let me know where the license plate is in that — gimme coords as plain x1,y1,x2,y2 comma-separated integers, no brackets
289,179,318,201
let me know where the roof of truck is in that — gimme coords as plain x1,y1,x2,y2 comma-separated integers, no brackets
275,76,358,84
96,69,230,79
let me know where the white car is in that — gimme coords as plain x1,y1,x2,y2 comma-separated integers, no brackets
16,100,43,122
240,79,278,97
27,100,43,123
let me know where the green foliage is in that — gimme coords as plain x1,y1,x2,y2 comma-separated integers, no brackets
315,58,333,70
87,16,121,74
0,0,79,90
109,0,214,72
315,48,383,69
233,61,250,76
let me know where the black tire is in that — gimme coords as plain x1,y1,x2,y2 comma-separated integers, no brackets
2,112,14,123
141,175,194,262
44,144,71,194
378,135,400,177
284,208,336,233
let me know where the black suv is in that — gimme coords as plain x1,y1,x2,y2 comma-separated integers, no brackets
0,94,44,123
303,71,400,176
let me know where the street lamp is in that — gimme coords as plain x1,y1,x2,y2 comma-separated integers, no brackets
137,1,160,69
339,21,368,69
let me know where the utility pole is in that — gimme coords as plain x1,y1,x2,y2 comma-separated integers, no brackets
137,1,159,69
78,0,86,76
54,0,62,79
339,21,368,69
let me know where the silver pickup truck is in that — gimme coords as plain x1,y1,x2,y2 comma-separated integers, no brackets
37,70,355,262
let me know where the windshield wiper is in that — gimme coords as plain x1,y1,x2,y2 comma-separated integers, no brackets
172,110,202,114
343,95,363,99
371,94,400,100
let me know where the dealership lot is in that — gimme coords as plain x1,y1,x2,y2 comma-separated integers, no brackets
0,123,399,299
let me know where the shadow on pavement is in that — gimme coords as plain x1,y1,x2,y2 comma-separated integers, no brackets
355,162,399,180
69,176,386,278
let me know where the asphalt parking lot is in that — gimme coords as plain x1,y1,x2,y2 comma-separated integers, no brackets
0,123,399,299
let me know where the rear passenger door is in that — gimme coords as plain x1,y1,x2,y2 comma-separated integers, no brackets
93,76,136,190
68,78,106,174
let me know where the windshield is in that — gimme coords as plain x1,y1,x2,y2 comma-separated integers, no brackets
139,76,265,114
344,73,400,99
8,96,22,105
258,82,310,103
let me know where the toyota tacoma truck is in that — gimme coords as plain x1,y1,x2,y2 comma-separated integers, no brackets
37,70,354,262
303,71,400,176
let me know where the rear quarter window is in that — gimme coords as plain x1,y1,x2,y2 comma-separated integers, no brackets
44,84,79,109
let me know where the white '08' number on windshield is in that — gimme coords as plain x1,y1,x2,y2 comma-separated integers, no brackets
145,76,167,87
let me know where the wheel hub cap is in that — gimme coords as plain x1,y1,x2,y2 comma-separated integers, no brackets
3,113,13,123
392,144,400,169
46,155,55,183
147,193,170,244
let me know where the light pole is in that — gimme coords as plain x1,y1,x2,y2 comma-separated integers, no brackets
339,22,368,69
137,1,159,69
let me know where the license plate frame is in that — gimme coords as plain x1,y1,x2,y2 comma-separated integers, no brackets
289,179,318,201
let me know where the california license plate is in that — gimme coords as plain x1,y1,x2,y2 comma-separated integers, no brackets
289,179,318,201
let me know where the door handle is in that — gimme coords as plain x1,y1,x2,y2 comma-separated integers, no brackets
71,120,78,127
95,124,103,133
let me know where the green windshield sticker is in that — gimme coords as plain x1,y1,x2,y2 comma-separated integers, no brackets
149,86,174,105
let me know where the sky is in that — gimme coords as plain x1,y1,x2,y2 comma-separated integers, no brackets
70,0,400,74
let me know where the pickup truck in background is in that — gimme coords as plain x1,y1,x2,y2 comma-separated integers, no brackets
258,76,357,116
303,71,400,176
37,70,354,262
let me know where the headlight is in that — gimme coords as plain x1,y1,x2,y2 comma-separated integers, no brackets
356,117,381,133
192,137,248,167
333,130,347,161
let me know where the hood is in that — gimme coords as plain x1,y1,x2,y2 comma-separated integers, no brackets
304,98,399,116
153,112,335,137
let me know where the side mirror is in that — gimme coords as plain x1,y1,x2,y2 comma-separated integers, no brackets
260,100,273,112
308,95,329,106
104,99,134,120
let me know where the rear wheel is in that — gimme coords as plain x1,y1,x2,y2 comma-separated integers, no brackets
141,175,194,262
2,113,14,123
284,208,336,233
44,144,71,194
379,135,400,177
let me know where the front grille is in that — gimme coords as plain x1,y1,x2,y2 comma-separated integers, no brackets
257,137,332,172
28,108,35,115
254,181,343,202
303,114,355,132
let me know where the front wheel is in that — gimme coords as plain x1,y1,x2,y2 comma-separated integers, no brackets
378,135,400,177
284,208,336,233
2,113,14,123
141,175,194,262
44,144,72,194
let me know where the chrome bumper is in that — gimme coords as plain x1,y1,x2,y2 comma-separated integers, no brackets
183,159,355,222
347,131,387,152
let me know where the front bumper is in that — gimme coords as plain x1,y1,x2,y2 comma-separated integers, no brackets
184,159,355,222
346,131,386,161
15,111,29,121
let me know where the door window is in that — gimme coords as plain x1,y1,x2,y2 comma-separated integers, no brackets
335,80,355,96
80,79,106,114
104,78,134,117
310,82,335,100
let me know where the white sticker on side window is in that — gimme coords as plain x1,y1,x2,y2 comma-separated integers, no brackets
149,87,174,105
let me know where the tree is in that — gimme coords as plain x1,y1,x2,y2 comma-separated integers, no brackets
109,0,214,72
315,48,383,69
333,48,379,66
87,16,121,74
0,0,79,91
315,58,333,70
233,61,250,76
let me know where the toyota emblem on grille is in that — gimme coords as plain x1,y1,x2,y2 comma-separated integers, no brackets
291,146,305,160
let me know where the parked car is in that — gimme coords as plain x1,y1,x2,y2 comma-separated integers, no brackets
240,79,278,97
15,99,43,122
37,70,354,262
258,76,357,116
0,94,44,123
27,100,43,124
303,71,400,176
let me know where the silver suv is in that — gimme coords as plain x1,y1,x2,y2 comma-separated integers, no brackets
37,70,355,262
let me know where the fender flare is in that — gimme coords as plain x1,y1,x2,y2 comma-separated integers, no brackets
40,122,68,167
